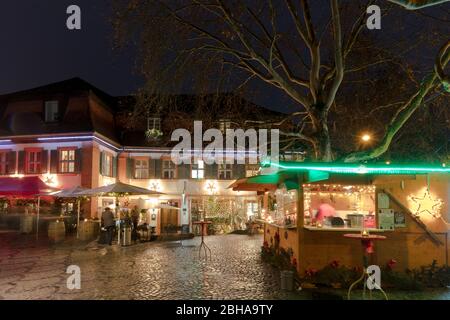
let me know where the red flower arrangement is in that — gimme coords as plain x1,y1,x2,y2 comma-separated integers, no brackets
387,259,397,270
330,260,340,268
353,265,363,273
305,268,318,277
291,257,297,268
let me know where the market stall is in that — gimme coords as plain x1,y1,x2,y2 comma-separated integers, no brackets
232,162,450,273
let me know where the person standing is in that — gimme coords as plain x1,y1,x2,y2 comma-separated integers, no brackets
131,206,140,242
101,207,115,245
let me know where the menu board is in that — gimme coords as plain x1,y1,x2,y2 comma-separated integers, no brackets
394,211,406,227
377,193,390,209
378,209,394,230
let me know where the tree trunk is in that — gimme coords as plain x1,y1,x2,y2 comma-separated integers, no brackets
310,109,333,162
315,128,333,162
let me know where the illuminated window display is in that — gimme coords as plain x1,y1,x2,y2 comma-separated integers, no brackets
266,184,297,227
303,184,376,229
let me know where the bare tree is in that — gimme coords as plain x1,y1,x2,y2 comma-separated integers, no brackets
388,0,450,9
114,0,449,162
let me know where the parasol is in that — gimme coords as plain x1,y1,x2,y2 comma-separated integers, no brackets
74,182,164,244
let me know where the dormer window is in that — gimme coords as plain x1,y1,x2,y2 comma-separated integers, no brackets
147,117,161,131
219,119,232,133
145,116,163,140
44,101,60,122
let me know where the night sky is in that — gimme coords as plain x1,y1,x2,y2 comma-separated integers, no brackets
0,0,143,96
0,1,447,113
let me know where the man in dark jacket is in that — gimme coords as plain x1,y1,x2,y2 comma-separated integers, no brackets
130,206,140,242
101,207,115,245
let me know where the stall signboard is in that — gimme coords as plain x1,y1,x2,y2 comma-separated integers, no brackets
394,211,406,227
377,193,390,209
378,208,394,230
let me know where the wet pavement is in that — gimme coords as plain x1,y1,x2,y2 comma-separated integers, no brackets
0,232,294,300
0,231,449,300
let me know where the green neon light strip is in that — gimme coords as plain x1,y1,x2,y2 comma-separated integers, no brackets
261,161,450,174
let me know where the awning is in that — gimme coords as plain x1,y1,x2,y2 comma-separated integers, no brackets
228,175,280,192
0,176,59,196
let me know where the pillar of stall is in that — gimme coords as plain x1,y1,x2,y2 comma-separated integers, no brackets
296,173,306,274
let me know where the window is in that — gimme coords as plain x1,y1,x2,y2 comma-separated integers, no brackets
102,153,113,177
191,159,204,179
44,101,60,122
245,164,259,177
162,160,176,179
0,152,8,175
59,149,76,173
26,150,41,174
218,163,233,179
147,117,161,131
134,159,149,179
246,201,259,218
219,119,232,133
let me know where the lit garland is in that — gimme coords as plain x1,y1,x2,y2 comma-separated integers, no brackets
304,191,311,216
303,184,376,194
408,190,443,219
261,161,450,175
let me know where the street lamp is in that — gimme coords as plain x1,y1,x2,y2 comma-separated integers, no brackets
361,134,371,142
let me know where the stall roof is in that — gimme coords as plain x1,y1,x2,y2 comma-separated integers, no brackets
230,162,449,192
261,161,450,175
228,176,279,192
0,176,59,196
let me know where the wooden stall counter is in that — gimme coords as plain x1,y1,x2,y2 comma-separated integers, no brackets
304,226,389,232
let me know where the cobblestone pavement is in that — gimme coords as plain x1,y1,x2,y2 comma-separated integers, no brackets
1,231,449,300
0,231,297,300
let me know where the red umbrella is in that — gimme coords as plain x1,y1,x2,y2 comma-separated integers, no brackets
0,176,58,196
0,176,59,239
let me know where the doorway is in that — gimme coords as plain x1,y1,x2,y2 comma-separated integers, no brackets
160,208,179,233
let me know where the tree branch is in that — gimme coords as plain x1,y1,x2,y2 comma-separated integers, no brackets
343,47,450,162
323,0,344,112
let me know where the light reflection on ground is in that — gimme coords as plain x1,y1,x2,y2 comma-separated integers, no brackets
0,232,448,300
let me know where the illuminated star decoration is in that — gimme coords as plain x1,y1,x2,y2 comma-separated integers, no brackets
408,190,443,218
205,181,217,195
43,174,57,187
149,181,161,192
44,176,54,185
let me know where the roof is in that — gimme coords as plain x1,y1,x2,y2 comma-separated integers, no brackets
0,78,120,142
0,78,289,148
0,77,115,108
230,161,450,192
228,177,278,192
118,93,290,147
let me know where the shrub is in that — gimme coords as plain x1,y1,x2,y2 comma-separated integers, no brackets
300,259,450,290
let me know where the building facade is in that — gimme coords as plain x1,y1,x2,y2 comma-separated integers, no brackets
0,78,294,233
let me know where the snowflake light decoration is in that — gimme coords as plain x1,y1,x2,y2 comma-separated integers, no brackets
408,190,443,218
